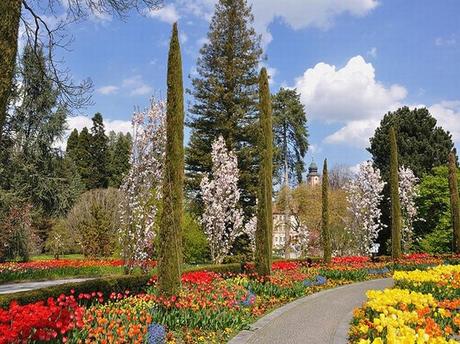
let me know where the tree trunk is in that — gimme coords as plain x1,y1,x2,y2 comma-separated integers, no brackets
158,23,184,296
448,151,460,253
283,131,290,259
0,0,22,138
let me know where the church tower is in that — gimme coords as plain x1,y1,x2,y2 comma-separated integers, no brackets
306,161,320,186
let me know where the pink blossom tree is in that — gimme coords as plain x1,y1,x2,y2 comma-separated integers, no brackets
399,166,419,252
119,99,166,273
200,135,244,264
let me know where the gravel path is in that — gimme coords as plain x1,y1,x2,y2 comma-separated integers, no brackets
229,278,393,344
0,278,95,295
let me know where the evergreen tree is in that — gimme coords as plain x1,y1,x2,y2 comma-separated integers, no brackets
272,88,308,185
0,0,22,138
321,159,331,263
389,127,402,259
448,151,460,253
108,132,132,188
158,23,184,296
66,129,79,161
76,127,92,189
88,113,109,189
186,0,263,216
255,68,273,276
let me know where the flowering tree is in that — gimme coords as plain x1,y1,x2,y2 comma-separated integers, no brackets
289,215,309,257
345,161,386,255
200,135,244,264
119,99,166,273
399,166,419,251
243,215,257,254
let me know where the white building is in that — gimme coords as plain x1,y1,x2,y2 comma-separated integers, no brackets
272,211,300,258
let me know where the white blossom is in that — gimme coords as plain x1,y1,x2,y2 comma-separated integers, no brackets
118,98,166,272
243,215,257,253
345,161,386,255
200,136,244,264
289,216,309,257
398,166,419,252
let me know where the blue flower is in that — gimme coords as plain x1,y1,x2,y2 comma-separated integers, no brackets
148,323,166,344
241,290,256,307
303,280,313,287
315,275,327,285
367,267,390,275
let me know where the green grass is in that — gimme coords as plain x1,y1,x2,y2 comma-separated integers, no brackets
30,254,85,261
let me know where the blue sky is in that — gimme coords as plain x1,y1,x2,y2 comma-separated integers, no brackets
45,0,460,171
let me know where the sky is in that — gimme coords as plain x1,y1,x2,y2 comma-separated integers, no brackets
37,0,460,171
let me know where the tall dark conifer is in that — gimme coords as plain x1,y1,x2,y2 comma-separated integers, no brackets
321,159,331,263
158,23,184,296
255,68,272,276
88,113,109,189
0,0,22,138
66,129,79,161
76,127,92,189
186,0,263,216
389,127,402,259
448,151,460,253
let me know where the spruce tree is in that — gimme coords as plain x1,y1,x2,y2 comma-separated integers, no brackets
108,132,132,188
89,113,109,189
448,151,460,253
0,0,22,138
76,127,92,189
158,23,184,296
66,129,79,161
255,68,273,276
389,127,402,259
186,0,263,216
321,159,331,263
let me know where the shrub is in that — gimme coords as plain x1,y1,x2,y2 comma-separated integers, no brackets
44,219,78,258
66,188,120,258
182,212,209,264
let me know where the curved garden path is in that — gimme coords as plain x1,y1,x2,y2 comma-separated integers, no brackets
0,278,94,295
229,278,393,344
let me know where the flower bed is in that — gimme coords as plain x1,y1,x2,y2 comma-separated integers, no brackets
350,264,460,344
0,259,157,284
1,254,459,343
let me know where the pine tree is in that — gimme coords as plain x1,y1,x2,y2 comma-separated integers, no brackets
66,129,79,161
158,23,184,296
272,88,309,185
448,151,460,253
255,68,273,276
321,159,331,263
186,0,263,216
389,127,402,259
0,0,22,138
108,132,132,188
88,113,109,189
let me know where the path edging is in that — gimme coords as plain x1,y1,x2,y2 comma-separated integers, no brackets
228,278,392,344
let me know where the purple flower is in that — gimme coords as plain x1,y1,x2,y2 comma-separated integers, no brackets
148,323,166,344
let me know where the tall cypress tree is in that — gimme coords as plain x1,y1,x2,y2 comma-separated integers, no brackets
158,23,184,296
448,151,460,253
255,68,273,276
389,127,402,259
321,159,331,263
186,0,263,216
0,0,22,138
88,113,109,189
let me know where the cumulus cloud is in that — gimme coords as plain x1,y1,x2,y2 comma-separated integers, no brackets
175,0,378,45
97,85,119,95
324,119,380,147
429,101,460,143
146,3,180,24
122,75,153,96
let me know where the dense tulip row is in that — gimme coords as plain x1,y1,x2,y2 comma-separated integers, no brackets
350,264,460,344
1,255,459,343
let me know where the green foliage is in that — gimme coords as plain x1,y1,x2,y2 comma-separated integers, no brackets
448,151,460,252
272,88,309,185
321,159,331,263
368,107,454,252
0,0,21,137
419,228,452,254
66,188,120,258
44,219,77,259
88,113,109,189
158,23,184,296
389,127,402,259
185,0,263,217
255,68,273,276
182,213,209,264
107,131,132,188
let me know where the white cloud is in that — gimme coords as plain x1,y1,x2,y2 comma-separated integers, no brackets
180,32,188,44
177,0,378,45
122,75,153,96
324,119,380,147
97,85,119,95
429,101,460,143
367,47,377,58
435,36,456,47
146,3,180,24
260,62,278,85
